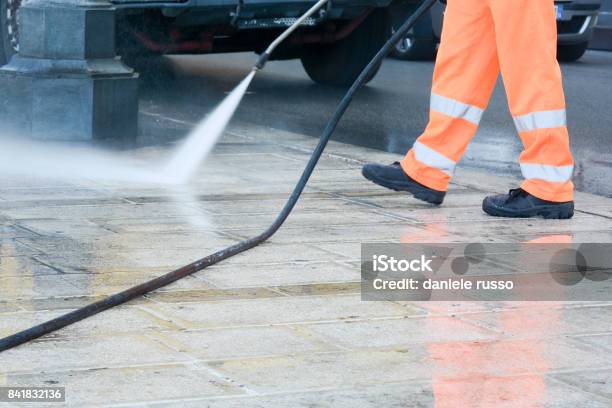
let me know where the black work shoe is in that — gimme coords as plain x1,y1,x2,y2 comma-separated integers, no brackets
482,188,574,219
362,162,446,205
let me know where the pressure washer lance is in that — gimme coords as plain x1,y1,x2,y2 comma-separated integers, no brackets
0,0,439,352
254,0,329,71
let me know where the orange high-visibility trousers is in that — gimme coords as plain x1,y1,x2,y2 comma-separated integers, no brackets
401,0,574,202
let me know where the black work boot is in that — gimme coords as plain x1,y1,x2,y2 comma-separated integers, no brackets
362,162,446,205
482,188,574,219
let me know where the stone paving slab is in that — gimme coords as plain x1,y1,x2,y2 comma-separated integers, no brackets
0,306,179,339
201,261,358,288
6,363,243,407
0,124,611,406
201,340,610,392
143,379,612,408
143,294,410,329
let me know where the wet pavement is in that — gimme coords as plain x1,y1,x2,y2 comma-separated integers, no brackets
1,119,612,406
137,50,612,197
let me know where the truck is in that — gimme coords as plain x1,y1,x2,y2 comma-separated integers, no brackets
0,0,419,86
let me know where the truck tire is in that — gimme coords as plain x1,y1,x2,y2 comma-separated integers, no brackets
557,42,589,62
0,0,20,65
300,8,390,86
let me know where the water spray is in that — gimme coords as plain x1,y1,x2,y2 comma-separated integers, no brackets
0,0,439,352
163,0,329,183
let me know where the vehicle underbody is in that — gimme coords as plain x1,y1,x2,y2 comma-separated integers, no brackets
116,4,377,58
2,0,418,85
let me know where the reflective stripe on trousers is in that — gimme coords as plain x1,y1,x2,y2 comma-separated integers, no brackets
513,109,567,133
413,140,457,177
430,93,484,126
514,109,573,185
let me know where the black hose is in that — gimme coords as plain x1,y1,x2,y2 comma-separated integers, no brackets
0,0,438,352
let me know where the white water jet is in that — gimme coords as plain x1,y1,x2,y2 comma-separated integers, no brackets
163,70,256,184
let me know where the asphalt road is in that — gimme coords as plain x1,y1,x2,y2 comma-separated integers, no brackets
138,50,612,197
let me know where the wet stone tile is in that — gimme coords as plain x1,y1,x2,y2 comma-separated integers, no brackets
0,224,40,239
156,382,434,408
304,315,497,349
274,282,360,297
208,350,432,393
571,333,612,353
5,363,243,406
0,187,113,202
0,256,60,276
58,271,213,297
215,244,346,266
3,202,207,221
0,274,85,300
201,261,358,289
0,334,188,374
458,304,612,338
156,325,335,361
145,294,407,330
552,368,612,401
146,287,284,304
0,305,180,338
15,219,116,237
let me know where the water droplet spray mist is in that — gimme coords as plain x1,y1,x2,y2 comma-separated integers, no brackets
163,70,256,183
162,0,329,184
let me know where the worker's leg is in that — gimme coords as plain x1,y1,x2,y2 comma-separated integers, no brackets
400,0,499,192
490,0,574,202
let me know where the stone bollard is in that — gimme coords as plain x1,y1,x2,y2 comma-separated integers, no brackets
0,0,138,141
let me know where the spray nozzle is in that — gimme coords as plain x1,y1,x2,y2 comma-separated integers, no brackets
254,52,271,71
253,0,329,72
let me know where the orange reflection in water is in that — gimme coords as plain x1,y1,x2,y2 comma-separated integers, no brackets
403,223,571,407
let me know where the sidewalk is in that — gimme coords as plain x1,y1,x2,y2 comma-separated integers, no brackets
0,124,611,407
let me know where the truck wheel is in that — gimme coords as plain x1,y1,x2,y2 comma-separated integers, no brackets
557,42,589,62
0,0,21,65
300,8,390,86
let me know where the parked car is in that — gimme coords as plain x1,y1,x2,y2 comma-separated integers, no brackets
393,0,602,62
0,0,421,86
591,0,612,49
